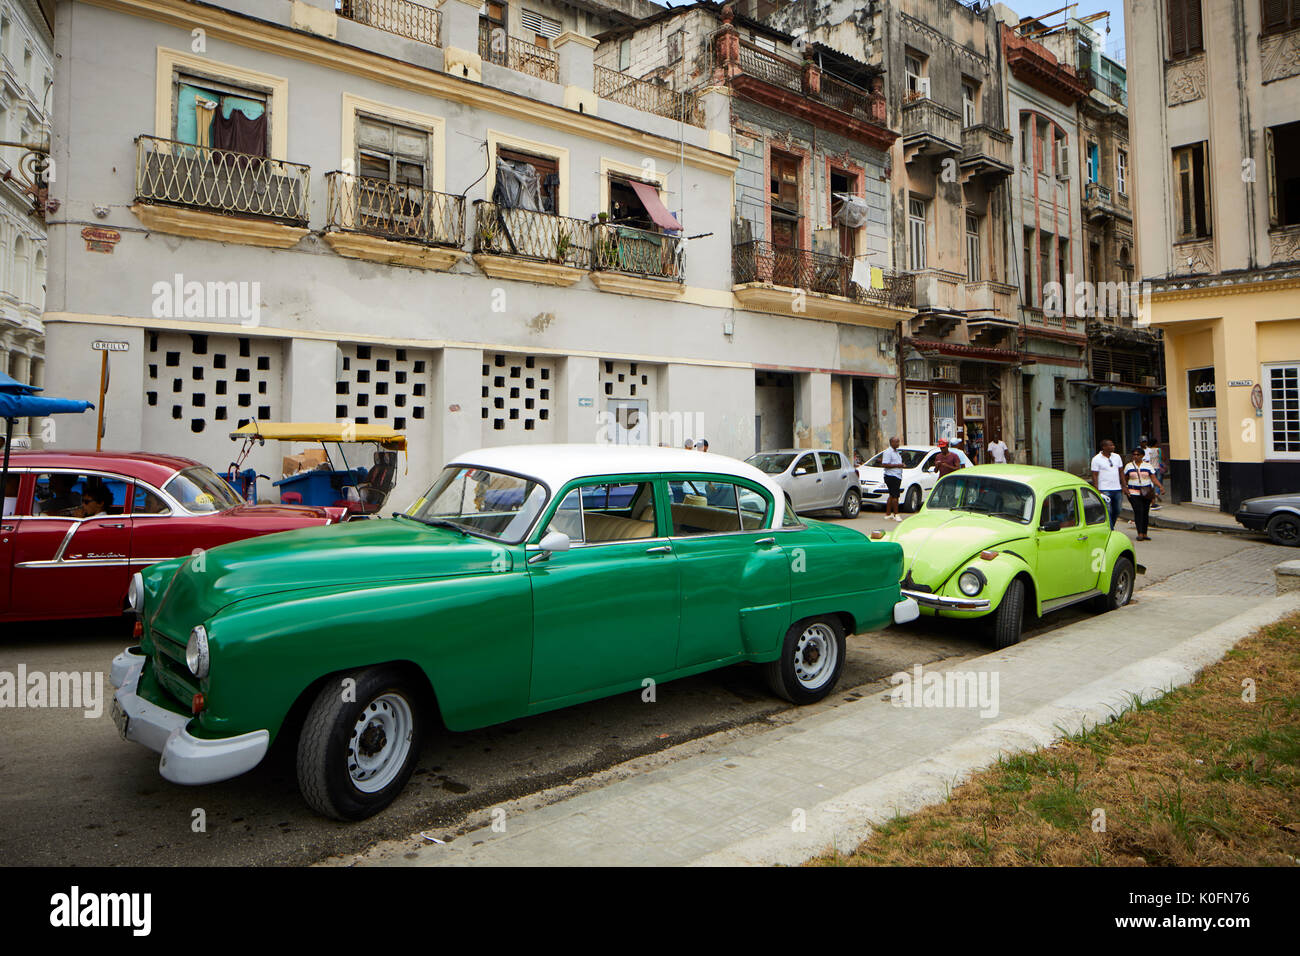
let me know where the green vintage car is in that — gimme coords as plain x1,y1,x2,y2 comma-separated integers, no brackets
878,465,1140,649
110,445,916,819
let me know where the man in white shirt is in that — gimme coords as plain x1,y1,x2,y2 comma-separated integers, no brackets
881,437,904,521
1090,439,1125,530
988,435,1009,464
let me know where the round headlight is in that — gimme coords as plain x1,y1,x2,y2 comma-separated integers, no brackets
186,626,209,679
127,572,144,614
958,569,984,596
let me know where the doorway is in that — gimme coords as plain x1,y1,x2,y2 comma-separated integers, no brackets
1189,411,1219,505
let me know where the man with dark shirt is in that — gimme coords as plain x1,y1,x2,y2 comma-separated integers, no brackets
933,439,963,477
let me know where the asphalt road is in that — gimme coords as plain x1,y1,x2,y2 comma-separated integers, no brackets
0,516,1289,866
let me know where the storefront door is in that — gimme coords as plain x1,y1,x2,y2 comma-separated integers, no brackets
1189,412,1219,506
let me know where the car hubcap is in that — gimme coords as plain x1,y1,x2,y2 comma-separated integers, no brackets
1280,521,1299,543
1116,568,1132,606
793,623,838,690
348,692,413,793
847,493,859,516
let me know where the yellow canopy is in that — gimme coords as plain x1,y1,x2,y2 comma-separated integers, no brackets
228,422,408,451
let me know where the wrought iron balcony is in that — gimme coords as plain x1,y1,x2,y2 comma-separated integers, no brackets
473,201,592,268
325,172,464,247
960,125,1014,180
135,135,309,225
1082,180,1118,221
593,222,683,281
901,98,962,161
733,240,913,309
339,0,441,45
1080,68,1126,107
478,21,558,84
594,65,704,127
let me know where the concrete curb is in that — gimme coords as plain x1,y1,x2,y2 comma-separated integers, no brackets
691,592,1300,867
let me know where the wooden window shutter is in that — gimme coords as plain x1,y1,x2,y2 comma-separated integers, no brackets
1186,0,1203,53
1262,0,1288,32
1174,148,1193,240
1169,0,1187,57
1266,127,1279,228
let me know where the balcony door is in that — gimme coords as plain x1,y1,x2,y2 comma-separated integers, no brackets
175,75,267,157
355,114,430,240
769,150,801,285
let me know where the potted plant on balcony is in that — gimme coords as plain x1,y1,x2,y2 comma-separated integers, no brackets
554,229,572,264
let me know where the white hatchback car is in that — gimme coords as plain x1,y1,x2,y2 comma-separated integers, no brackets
856,445,974,513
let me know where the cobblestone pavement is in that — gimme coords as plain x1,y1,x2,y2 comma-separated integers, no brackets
1142,542,1286,597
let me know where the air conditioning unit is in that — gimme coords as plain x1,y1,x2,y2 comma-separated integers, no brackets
1107,372,1122,383
1142,375,1158,387
932,364,958,382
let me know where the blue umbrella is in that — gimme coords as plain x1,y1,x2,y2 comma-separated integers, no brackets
0,370,95,513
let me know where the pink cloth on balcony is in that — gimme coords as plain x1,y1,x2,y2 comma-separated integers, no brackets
630,181,681,231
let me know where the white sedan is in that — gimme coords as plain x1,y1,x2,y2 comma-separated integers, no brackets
856,445,974,513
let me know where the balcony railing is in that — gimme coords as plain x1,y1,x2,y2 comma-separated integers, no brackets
593,65,704,127
593,222,683,281
135,135,310,224
901,99,962,153
815,71,878,122
325,172,464,247
478,21,559,84
733,240,913,308
339,0,441,46
736,41,802,92
1081,68,1126,106
473,200,592,267
960,124,1014,173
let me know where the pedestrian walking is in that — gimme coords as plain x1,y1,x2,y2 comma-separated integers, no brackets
1090,439,1125,530
1124,446,1163,541
882,436,904,521
987,433,1009,464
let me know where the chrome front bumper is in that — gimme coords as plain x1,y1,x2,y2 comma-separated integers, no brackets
900,589,991,612
110,646,269,786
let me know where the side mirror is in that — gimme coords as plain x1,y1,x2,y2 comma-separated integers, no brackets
925,465,937,474
1040,520,1062,533
528,530,571,564
793,467,807,476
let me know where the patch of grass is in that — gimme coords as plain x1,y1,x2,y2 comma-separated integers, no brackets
809,612,1300,866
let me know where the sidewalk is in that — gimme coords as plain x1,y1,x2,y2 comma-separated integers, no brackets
1132,499,1248,535
346,587,1300,867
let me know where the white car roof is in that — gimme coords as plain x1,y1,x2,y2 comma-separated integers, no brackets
449,443,787,502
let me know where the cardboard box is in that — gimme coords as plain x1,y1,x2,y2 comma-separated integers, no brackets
281,449,329,477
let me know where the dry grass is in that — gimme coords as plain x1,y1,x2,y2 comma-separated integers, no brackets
811,614,1300,866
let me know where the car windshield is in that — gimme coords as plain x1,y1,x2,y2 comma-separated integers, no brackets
864,449,928,469
746,453,796,475
165,466,243,513
406,466,548,543
926,475,1035,524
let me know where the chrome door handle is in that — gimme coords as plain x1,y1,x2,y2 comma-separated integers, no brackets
645,545,671,554
756,537,776,547
101,523,127,529
1075,535,1088,542
1,524,14,532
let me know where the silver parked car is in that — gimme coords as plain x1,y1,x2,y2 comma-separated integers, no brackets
1234,492,1300,546
746,449,860,518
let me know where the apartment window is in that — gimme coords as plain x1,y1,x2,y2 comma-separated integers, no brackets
1265,363,1300,457
1037,119,1050,174
356,114,429,189
908,198,928,271
1023,228,1035,305
962,80,978,127
905,53,927,99
1056,133,1070,179
481,1,507,62
618,38,631,70
1265,121,1300,228
520,9,561,47
1173,142,1211,240
829,168,858,257
1088,240,1101,285
1087,141,1100,183
966,215,981,282
1039,231,1052,301
1117,149,1129,194
497,146,559,214
608,175,658,233
769,151,801,250
1262,0,1300,35
174,75,268,156
667,29,684,64
1020,113,1033,164
1057,237,1069,287
1168,0,1204,60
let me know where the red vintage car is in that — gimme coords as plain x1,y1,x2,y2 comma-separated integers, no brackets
0,450,345,623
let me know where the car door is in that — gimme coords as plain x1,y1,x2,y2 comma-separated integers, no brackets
819,451,850,508
10,470,135,618
1035,487,1092,604
0,471,27,614
666,477,790,668
124,481,178,572
918,452,940,492
787,452,821,511
526,478,681,705
1076,486,1111,590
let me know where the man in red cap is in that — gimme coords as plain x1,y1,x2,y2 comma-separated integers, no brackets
934,438,963,478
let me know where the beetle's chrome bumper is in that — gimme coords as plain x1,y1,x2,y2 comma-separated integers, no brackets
900,589,991,611
110,646,268,786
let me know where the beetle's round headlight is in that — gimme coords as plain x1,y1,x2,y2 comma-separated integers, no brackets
127,572,144,614
958,569,985,596
186,626,209,679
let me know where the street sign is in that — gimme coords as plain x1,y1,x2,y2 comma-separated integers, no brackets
91,341,129,352
1228,379,1253,387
